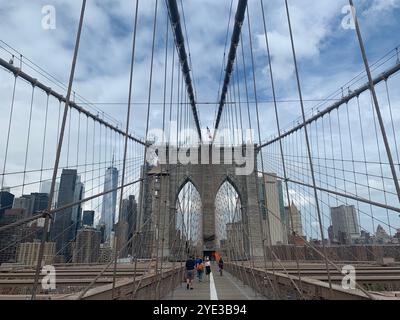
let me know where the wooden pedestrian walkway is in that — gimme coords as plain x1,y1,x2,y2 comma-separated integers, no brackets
164,263,266,300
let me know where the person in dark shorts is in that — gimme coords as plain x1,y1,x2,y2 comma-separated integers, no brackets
185,256,196,290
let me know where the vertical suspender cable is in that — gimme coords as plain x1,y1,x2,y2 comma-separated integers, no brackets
157,8,173,297
133,0,158,297
1,76,17,191
384,81,400,172
39,93,50,189
260,0,304,295
21,85,35,195
154,5,170,298
246,6,281,299
284,0,332,294
240,36,252,134
235,59,244,144
112,0,139,299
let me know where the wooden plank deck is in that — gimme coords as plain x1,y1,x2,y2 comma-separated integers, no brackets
164,263,266,300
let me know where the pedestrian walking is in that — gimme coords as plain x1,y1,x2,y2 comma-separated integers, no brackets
185,255,196,290
205,256,211,281
218,257,224,276
196,261,204,282
195,256,204,282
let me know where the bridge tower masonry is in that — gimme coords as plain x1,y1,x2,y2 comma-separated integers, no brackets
143,144,264,260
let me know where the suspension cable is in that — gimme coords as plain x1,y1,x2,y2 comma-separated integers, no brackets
31,0,87,300
284,0,332,294
112,0,140,299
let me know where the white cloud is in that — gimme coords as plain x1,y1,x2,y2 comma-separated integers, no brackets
365,0,400,13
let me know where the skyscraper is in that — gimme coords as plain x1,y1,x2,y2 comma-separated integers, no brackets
71,177,84,240
0,191,14,218
261,173,286,245
285,202,303,238
116,195,138,257
82,210,95,227
0,208,25,263
40,181,59,207
375,225,390,244
72,227,101,263
17,241,55,266
100,166,118,244
51,169,83,261
330,205,360,244
13,195,33,218
30,193,49,214
13,193,49,219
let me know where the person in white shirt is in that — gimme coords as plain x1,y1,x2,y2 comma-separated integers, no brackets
205,256,211,281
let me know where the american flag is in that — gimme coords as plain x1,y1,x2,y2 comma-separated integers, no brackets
206,127,212,140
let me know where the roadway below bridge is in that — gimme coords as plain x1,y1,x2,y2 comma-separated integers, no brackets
0,260,400,300
226,261,400,300
0,262,184,299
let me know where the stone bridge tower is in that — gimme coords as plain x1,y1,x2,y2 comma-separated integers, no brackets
141,144,264,260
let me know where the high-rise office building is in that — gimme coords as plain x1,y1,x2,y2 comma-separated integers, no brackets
72,227,101,263
31,193,49,214
261,173,286,245
284,202,303,238
71,177,84,240
40,181,59,207
13,193,49,219
375,225,390,244
330,205,360,244
0,191,14,218
17,240,55,266
51,169,83,260
11,193,49,241
328,225,335,244
100,166,118,244
277,180,286,237
98,223,106,244
0,208,25,263
116,195,138,257
121,195,137,235
82,210,95,227
13,195,33,218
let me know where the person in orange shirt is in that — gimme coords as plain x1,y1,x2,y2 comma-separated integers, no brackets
215,251,220,263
